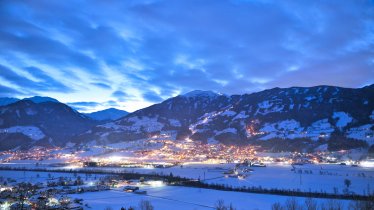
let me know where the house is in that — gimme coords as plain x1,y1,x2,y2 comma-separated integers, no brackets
123,186,139,192
133,189,147,194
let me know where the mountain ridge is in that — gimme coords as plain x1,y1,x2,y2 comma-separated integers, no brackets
85,108,129,121
73,84,374,152
1,85,373,151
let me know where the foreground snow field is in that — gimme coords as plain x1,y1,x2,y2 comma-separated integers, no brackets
0,170,367,210
70,186,353,210
1,162,373,196
130,163,374,195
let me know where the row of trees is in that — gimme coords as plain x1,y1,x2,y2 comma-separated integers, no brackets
271,197,374,210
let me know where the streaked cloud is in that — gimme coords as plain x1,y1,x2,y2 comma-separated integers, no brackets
0,0,372,112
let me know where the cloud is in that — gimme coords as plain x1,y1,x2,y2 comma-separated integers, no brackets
0,84,23,97
142,90,164,103
67,100,121,112
24,66,73,92
0,0,373,112
111,90,133,102
90,82,112,89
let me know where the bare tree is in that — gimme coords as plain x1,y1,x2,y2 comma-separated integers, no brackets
271,202,284,210
285,198,302,210
228,203,236,210
325,199,344,210
215,199,228,210
305,198,318,210
349,200,374,210
344,179,351,189
139,200,154,210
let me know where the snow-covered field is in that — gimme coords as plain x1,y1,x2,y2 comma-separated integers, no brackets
0,169,366,210
70,186,352,210
129,163,374,195
1,162,373,196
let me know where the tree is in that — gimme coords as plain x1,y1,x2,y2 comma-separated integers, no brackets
304,198,317,210
326,199,344,210
271,202,284,210
215,200,227,210
16,182,34,210
285,198,302,210
139,200,154,210
344,179,351,189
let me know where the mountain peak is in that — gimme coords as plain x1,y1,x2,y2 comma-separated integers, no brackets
86,108,129,121
23,96,59,104
182,90,223,98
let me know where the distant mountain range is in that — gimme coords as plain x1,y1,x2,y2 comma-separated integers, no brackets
0,85,373,152
0,99,97,150
0,97,128,150
0,96,58,106
74,85,374,152
0,96,128,121
85,108,128,121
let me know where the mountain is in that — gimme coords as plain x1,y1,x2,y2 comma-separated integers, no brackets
24,96,60,103
0,96,59,107
0,98,98,150
0,97,20,106
85,108,129,121
74,85,374,152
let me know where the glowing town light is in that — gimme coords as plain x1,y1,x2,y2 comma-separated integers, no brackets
47,198,59,206
148,180,164,187
143,165,155,169
1,201,10,209
360,161,374,168
108,156,122,162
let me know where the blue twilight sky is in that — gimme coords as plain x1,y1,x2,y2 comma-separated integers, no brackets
0,0,373,112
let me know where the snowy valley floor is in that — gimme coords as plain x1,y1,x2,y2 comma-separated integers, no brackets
1,162,373,209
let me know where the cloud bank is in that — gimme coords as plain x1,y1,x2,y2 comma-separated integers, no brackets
0,0,373,112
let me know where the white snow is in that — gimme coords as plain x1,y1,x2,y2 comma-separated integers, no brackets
0,126,45,140
125,163,374,197
126,116,164,133
207,137,219,144
259,119,335,140
220,110,236,117
168,119,181,127
259,120,304,140
70,186,351,210
215,128,237,135
232,111,248,121
258,100,272,109
183,90,221,98
255,99,285,115
306,119,335,140
333,112,352,129
347,124,374,145
98,122,125,130
305,96,317,101
98,117,165,134
25,108,37,115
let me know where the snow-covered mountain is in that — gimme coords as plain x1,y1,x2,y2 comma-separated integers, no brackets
0,98,98,150
74,85,374,151
85,108,129,121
